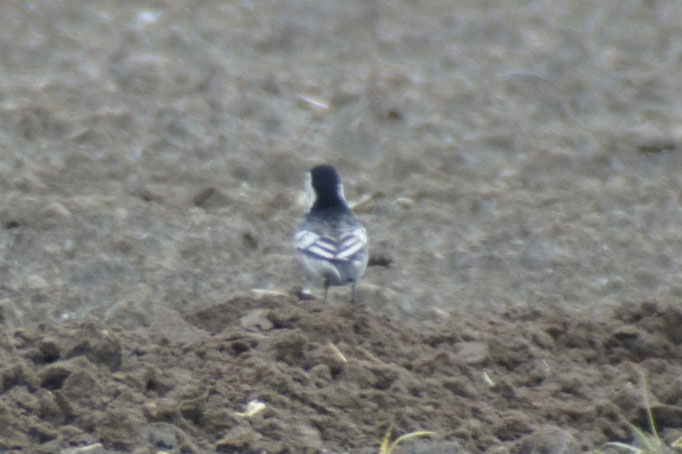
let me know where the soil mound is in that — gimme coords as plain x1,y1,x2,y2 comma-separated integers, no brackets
1,295,681,453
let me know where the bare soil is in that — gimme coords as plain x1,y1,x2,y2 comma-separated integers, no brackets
2,0,682,452
2,296,682,453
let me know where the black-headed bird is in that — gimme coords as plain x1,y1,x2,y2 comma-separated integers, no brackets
294,165,368,302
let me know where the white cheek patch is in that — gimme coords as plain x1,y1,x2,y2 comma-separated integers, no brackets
338,183,345,201
304,172,315,210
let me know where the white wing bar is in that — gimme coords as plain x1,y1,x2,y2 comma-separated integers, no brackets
295,226,367,261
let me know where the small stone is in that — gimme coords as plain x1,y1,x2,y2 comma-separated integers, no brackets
394,197,415,209
29,340,61,364
24,274,48,290
179,396,205,424
28,421,57,443
297,424,323,450
215,425,259,452
38,390,63,423
611,325,640,340
485,446,511,454
662,306,682,344
486,446,511,454
147,423,180,452
151,398,182,422
1,364,31,392
515,425,581,454
67,443,105,454
62,369,100,406
42,201,71,219
443,378,476,398
60,425,96,448
530,329,555,349
309,364,332,382
64,327,122,372
39,365,71,390
54,391,75,419
240,309,273,331
455,341,489,366
142,402,158,419
0,298,21,330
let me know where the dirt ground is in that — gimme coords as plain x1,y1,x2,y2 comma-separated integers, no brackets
2,295,682,453
2,0,682,452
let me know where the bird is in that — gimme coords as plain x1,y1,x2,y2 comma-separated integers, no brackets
294,164,369,303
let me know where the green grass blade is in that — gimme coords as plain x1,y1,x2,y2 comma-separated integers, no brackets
387,431,435,453
379,428,392,454
671,436,682,449
603,441,644,453
629,424,660,453
378,428,435,454
640,371,659,443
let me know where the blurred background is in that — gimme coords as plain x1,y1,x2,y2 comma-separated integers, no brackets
1,0,682,328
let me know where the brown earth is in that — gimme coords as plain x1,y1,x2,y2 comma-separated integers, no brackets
2,296,682,453
2,0,682,453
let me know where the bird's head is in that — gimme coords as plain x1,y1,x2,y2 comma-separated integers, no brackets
305,164,346,211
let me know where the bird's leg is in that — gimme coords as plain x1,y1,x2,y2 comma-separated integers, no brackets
323,279,330,302
350,283,357,303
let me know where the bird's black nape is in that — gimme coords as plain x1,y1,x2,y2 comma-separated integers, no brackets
310,165,340,194
309,164,346,210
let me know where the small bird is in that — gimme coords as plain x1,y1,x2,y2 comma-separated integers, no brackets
294,164,369,303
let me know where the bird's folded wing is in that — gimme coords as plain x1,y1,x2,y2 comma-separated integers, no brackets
335,226,367,260
295,226,367,261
